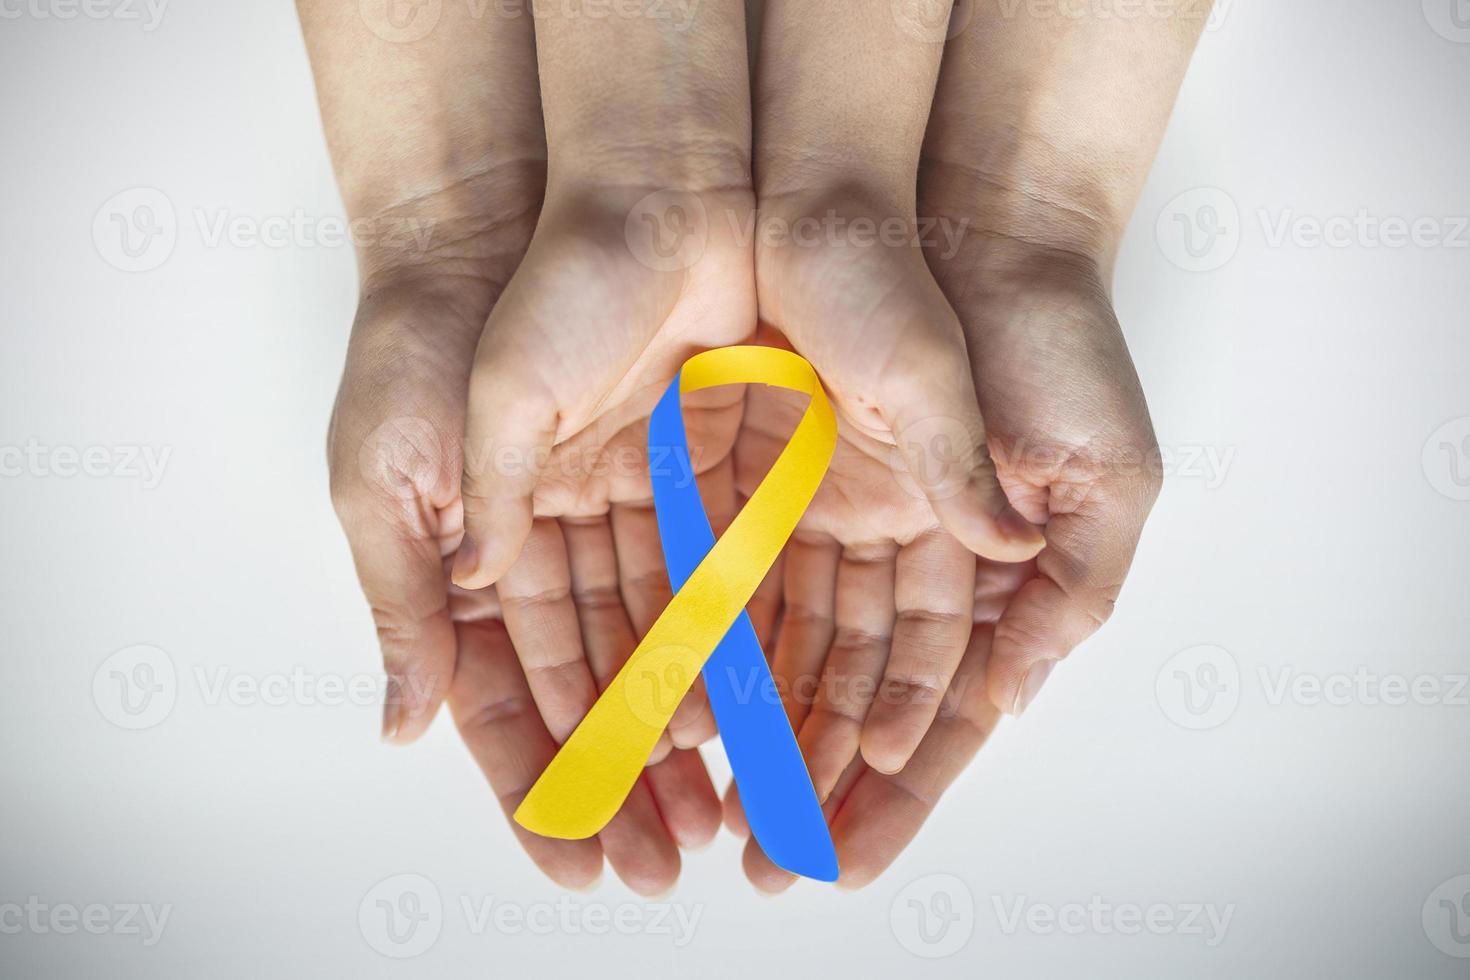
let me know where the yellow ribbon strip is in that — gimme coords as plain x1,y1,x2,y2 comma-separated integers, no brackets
515,346,837,839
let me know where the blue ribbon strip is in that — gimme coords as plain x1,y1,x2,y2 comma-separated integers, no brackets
647,375,838,881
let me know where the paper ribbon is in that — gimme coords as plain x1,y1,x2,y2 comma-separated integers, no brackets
514,346,840,880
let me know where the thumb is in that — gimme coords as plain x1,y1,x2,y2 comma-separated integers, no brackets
452,338,557,591
332,413,460,744
882,334,1045,563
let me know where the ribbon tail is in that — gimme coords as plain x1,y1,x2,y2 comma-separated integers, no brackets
649,376,838,882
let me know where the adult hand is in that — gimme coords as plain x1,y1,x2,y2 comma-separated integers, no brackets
448,0,761,753
917,0,1207,715
740,0,1044,810
303,0,721,894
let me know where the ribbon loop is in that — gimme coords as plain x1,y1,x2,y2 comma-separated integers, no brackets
515,346,839,881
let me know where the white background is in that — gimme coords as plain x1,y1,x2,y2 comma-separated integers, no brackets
2,0,1469,976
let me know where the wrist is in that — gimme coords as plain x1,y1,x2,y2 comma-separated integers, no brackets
350,157,545,298
544,130,752,202
918,148,1131,279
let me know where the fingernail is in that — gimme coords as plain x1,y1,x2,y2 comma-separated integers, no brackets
450,535,480,587
381,676,403,741
1012,660,1057,715
998,506,1046,549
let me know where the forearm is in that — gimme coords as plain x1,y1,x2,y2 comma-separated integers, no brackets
754,0,946,211
531,1,752,196
920,2,1210,273
296,0,545,290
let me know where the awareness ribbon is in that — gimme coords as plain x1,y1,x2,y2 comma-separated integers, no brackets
514,346,839,880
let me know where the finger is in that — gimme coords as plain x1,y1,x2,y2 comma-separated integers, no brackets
741,756,864,895
831,625,1002,890
453,321,558,590
496,518,599,742
448,618,604,890
609,499,717,748
861,529,975,774
769,532,840,730
989,475,1158,715
500,519,682,894
881,330,1045,563
747,544,784,653
332,465,457,746
661,453,747,748
644,748,723,851
796,543,896,801
595,775,683,897
974,555,1034,624
722,780,748,838
561,515,672,765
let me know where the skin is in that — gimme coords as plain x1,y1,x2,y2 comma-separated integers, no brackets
733,0,1206,892
301,0,723,895
304,0,1206,894
446,0,762,752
